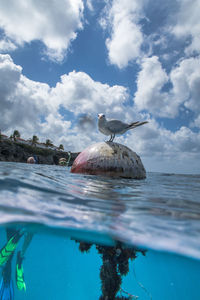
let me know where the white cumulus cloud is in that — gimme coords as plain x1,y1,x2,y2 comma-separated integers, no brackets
171,57,200,113
134,56,200,118
0,54,50,133
134,56,172,117
101,0,144,68
172,0,200,55
124,120,200,173
0,38,17,52
50,70,129,116
0,0,84,62
191,115,200,129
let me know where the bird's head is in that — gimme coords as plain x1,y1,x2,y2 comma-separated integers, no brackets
98,113,106,120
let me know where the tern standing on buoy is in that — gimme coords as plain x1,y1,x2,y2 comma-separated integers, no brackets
98,114,148,142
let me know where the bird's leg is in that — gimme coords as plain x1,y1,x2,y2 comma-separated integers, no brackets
112,134,115,142
108,135,112,142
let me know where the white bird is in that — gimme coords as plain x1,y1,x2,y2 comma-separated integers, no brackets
98,113,148,142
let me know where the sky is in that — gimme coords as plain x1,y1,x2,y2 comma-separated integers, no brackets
0,0,200,174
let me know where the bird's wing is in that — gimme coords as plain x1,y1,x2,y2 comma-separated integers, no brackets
106,120,128,133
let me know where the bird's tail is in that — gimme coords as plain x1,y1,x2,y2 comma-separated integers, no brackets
128,121,148,129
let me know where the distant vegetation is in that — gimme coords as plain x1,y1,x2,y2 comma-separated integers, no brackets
0,130,65,151
9,130,21,141
15,142,54,156
45,139,54,147
31,135,39,145
58,144,64,150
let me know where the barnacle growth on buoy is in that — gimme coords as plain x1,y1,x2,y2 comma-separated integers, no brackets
71,142,146,179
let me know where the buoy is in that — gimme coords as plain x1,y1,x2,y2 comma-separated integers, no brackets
71,142,146,179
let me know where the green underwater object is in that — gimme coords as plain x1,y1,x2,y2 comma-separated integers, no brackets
0,231,23,266
16,251,26,291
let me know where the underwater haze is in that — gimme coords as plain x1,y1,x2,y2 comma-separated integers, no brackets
0,162,200,300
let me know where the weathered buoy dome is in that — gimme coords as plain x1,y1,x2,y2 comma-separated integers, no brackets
71,142,146,179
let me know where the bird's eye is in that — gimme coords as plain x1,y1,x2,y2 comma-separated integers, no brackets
102,114,105,117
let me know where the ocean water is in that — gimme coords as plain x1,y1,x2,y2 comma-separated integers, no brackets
0,161,200,299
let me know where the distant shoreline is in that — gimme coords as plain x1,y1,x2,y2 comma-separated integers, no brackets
0,139,79,166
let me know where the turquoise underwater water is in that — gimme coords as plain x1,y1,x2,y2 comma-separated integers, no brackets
0,162,200,299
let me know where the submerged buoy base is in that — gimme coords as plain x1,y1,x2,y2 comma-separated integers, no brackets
71,142,146,179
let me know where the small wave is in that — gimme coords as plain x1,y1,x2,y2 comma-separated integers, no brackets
0,162,200,259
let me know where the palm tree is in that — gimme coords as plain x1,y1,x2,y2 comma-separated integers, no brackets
13,130,20,141
31,135,39,146
58,144,64,150
45,139,53,147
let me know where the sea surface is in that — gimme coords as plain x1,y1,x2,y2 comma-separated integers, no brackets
0,161,200,299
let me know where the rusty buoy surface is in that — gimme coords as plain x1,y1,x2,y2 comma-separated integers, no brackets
71,142,146,179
